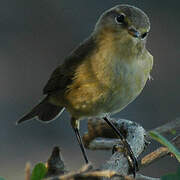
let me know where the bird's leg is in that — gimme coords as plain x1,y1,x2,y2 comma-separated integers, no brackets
103,117,138,177
71,117,89,164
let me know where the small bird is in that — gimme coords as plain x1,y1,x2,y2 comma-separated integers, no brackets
17,4,153,176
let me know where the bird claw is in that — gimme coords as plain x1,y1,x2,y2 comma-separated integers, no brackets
112,144,123,154
113,143,138,177
126,151,139,177
124,143,139,177
103,117,138,176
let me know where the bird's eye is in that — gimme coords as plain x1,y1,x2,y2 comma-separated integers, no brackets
141,32,148,39
115,14,125,24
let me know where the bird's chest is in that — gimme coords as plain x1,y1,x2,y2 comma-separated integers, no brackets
103,57,150,113
112,58,148,91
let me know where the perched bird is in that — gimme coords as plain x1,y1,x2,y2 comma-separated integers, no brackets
17,4,153,176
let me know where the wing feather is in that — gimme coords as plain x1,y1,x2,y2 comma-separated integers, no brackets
43,36,96,95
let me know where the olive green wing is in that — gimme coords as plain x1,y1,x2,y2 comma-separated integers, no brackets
43,36,95,95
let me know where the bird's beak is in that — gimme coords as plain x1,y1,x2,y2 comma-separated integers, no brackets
128,27,140,38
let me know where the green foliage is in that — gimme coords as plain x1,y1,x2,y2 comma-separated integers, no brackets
0,177,6,180
161,167,180,180
170,129,177,135
30,163,47,180
149,131,180,162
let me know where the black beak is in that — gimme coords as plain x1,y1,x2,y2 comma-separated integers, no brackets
128,27,140,38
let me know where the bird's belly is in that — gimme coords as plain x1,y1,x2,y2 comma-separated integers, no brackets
103,66,149,114
103,84,142,114
65,72,149,119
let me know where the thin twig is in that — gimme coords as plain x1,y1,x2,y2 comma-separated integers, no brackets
139,135,180,169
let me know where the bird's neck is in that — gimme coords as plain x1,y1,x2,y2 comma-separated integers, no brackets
93,29,145,61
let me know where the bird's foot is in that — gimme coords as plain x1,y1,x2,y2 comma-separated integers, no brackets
126,148,139,177
103,117,138,177
113,143,138,177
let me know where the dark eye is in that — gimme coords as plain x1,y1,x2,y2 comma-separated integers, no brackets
115,14,125,24
141,32,148,39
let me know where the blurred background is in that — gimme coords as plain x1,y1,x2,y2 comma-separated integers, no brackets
0,0,180,179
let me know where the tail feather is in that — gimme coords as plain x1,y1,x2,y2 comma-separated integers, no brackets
16,97,64,125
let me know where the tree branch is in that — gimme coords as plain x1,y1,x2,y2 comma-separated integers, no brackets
25,117,180,180
83,117,180,179
139,135,180,169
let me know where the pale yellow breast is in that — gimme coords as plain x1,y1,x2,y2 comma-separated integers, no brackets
103,50,153,114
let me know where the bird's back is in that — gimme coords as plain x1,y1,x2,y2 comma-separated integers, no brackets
43,36,96,96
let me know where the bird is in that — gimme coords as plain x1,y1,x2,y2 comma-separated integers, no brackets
17,4,153,176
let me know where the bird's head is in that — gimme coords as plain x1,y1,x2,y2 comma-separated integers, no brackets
94,5,150,43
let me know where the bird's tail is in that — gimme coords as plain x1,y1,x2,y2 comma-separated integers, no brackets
16,97,64,125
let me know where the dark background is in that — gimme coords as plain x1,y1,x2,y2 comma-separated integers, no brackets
0,0,180,179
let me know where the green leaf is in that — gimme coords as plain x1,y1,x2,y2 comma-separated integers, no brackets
0,177,6,180
149,131,180,162
30,163,47,180
170,129,176,135
161,167,180,180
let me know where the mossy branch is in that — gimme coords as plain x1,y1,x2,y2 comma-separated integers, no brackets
25,117,180,180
